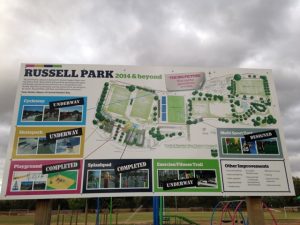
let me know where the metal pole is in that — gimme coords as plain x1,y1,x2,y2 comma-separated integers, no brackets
105,211,108,225
159,196,163,225
284,207,287,218
84,199,88,225
56,203,61,225
75,210,79,225
153,197,159,225
96,198,101,225
109,197,113,225
115,210,118,225
70,210,74,225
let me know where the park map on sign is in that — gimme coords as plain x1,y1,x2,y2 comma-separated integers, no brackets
86,72,277,160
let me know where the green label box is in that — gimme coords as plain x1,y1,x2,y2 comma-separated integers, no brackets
154,159,222,193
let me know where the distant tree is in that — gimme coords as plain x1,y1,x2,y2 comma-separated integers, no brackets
67,199,85,210
127,85,135,92
234,74,241,81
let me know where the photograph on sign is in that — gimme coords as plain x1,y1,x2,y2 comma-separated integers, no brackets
6,160,82,196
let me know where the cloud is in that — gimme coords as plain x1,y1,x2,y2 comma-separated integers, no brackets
0,0,300,190
0,123,11,159
0,159,4,192
129,0,297,67
289,154,300,178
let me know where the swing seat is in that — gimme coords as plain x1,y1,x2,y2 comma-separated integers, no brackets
221,219,240,223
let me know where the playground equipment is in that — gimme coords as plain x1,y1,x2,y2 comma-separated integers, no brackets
210,199,278,225
163,215,200,225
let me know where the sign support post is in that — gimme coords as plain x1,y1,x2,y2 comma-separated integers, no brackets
34,199,52,225
153,196,160,225
95,198,101,225
110,197,113,225
84,199,88,225
159,196,163,225
246,196,265,225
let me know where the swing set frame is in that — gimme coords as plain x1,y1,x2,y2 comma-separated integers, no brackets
210,199,278,225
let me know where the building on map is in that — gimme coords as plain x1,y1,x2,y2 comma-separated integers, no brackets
125,129,145,146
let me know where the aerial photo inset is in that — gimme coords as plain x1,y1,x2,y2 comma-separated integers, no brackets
59,105,82,121
33,181,46,190
43,106,59,121
11,172,47,192
47,170,78,190
121,170,149,188
158,170,178,187
195,170,217,188
87,170,100,189
20,181,33,191
22,105,44,121
222,137,242,154
178,170,194,179
100,170,120,189
37,137,56,154
241,138,257,154
256,138,279,155
56,136,80,154
17,138,38,154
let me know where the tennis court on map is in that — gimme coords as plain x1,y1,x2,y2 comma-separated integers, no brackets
166,96,185,123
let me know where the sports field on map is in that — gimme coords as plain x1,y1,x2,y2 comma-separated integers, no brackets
107,85,131,116
236,79,265,95
130,90,154,120
167,96,185,123
47,170,77,190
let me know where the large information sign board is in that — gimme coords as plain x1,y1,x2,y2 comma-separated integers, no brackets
1,64,295,199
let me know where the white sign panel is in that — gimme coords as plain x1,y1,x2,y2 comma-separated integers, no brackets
0,64,294,199
221,160,290,193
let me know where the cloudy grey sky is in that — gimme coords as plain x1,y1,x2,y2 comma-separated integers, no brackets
1,0,300,188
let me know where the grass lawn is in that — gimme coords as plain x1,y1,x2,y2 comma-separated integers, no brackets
167,96,185,123
130,90,154,120
0,210,299,225
107,85,131,116
236,79,265,96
